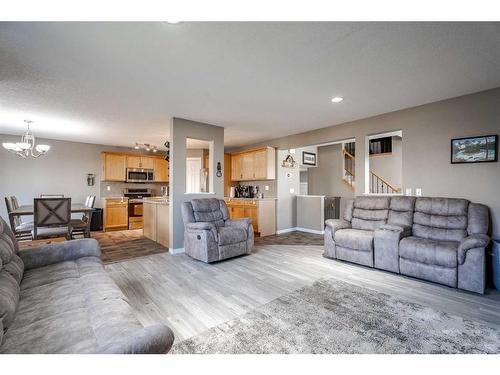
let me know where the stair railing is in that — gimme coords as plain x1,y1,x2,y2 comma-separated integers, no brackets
369,171,401,194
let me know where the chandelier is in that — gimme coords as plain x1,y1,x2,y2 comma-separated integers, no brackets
2,120,51,158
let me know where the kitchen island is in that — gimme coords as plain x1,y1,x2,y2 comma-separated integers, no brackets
143,197,170,248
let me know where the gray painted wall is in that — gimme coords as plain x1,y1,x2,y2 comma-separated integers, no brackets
0,135,165,221
229,88,500,238
308,143,356,198
169,117,225,250
369,136,402,190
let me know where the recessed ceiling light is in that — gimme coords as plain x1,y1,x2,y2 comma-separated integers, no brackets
165,21,182,24
331,96,344,103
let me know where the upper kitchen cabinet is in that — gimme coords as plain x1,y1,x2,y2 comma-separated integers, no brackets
231,147,276,181
154,157,169,182
102,152,126,181
127,155,154,169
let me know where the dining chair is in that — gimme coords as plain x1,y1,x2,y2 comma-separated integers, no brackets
40,194,65,198
71,195,96,238
33,197,72,240
4,196,33,241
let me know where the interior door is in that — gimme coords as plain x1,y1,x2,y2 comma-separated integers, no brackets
186,157,202,193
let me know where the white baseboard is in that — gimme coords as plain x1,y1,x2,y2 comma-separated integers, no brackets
276,227,297,235
295,227,325,235
276,227,325,235
170,247,185,255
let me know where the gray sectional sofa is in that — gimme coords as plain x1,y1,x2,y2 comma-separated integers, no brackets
0,216,174,354
181,198,254,263
324,196,490,294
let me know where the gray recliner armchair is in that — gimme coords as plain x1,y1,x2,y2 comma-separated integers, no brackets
181,198,254,263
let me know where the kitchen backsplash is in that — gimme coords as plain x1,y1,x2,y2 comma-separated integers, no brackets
229,180,277,198
100,181,167,198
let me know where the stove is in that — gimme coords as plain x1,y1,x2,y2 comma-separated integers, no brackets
123,188,152,229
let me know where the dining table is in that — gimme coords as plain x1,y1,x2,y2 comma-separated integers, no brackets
10,203,93,216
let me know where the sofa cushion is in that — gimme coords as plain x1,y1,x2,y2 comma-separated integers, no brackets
335,228,374,252
0,271,20,332
351,196,389,231
467,203,489,235
387,196,416,228
412,197,469,242
0,257,146,353
218,226,247,246
190,198,227,227
399,236,459,268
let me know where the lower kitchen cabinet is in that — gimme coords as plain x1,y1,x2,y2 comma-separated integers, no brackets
225,198,276,237
103,198,129,231
143,201,170,248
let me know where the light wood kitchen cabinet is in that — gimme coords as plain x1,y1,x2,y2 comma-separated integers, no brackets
230,147,276,181
102,151,169,182
143,201,169,248
225,198,276,236
154,158,169,182
127,155,154,169
103,198,128,231
102,153,127,181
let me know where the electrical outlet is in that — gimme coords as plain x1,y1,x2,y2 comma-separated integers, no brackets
289,188,295,194
405,188,412,196
265,185,269,191
106,185,111,191
416,188,422,196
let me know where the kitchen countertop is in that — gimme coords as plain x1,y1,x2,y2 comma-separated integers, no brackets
143,197,169,205
224,197,277,201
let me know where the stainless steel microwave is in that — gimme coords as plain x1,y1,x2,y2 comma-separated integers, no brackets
126,168,154,183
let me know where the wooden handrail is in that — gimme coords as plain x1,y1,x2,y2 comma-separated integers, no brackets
342,149,355,160
370,170,401,193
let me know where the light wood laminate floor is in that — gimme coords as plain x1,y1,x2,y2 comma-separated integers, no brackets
105,244,500,342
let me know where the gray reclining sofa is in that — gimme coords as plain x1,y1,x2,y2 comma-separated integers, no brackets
182,198,254,263
0,216,174,353
324,196,490,294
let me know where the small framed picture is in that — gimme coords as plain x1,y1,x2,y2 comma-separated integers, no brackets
451,135,498,164
302,151,317,166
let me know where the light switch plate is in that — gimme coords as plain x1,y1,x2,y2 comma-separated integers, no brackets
416,188,422,196
106,185,111,191
405,188,412,196
265,185,269,191
289,188,295,194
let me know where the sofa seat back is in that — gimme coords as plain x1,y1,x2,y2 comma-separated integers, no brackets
351,196,390,231
0,216,24,344
387,196,416,228
412,197,469,242
182,198,229,228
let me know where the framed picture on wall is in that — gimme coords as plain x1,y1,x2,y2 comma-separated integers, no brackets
451,135,498,164
302,151,317,166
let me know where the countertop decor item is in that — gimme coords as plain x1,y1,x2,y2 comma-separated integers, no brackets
2,120,51,158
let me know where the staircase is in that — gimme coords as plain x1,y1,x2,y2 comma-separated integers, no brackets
342,144,400,194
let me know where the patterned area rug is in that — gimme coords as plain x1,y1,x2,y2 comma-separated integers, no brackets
171,278,500,354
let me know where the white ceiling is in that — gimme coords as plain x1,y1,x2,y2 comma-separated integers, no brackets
0,22,499,149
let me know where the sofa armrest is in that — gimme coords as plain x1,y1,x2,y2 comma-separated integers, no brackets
225,218,252,231
376,224,412,238
185,221,218,241
99,324,175,354
19,238,101,270
458,234,490,265
325,219,351,237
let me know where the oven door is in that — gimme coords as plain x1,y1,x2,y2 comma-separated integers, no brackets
129,201,143,217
